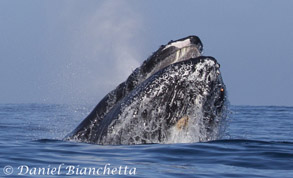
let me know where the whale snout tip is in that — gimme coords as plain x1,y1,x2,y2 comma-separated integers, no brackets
188,35,203,51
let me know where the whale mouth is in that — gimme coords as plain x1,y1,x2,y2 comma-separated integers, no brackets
163,35,203,52
141,35,203,79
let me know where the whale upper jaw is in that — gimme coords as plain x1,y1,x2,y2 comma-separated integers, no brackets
163,35,203,52
140,36,203,79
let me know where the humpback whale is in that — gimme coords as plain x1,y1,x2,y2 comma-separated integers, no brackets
66,36,227,145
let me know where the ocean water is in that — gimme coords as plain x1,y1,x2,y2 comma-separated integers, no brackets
0,104,292,178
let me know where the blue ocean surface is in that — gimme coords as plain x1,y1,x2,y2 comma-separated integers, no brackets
0,104,292,178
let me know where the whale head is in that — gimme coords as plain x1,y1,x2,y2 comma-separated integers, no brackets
66,36,227,145
66,35,204,143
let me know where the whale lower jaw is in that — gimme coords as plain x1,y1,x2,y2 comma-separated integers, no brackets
90,57,226,145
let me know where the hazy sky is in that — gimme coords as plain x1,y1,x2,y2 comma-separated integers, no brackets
0,0,292,106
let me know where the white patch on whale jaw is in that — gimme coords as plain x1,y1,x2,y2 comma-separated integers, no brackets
166,113,204,144
163,38,191,51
